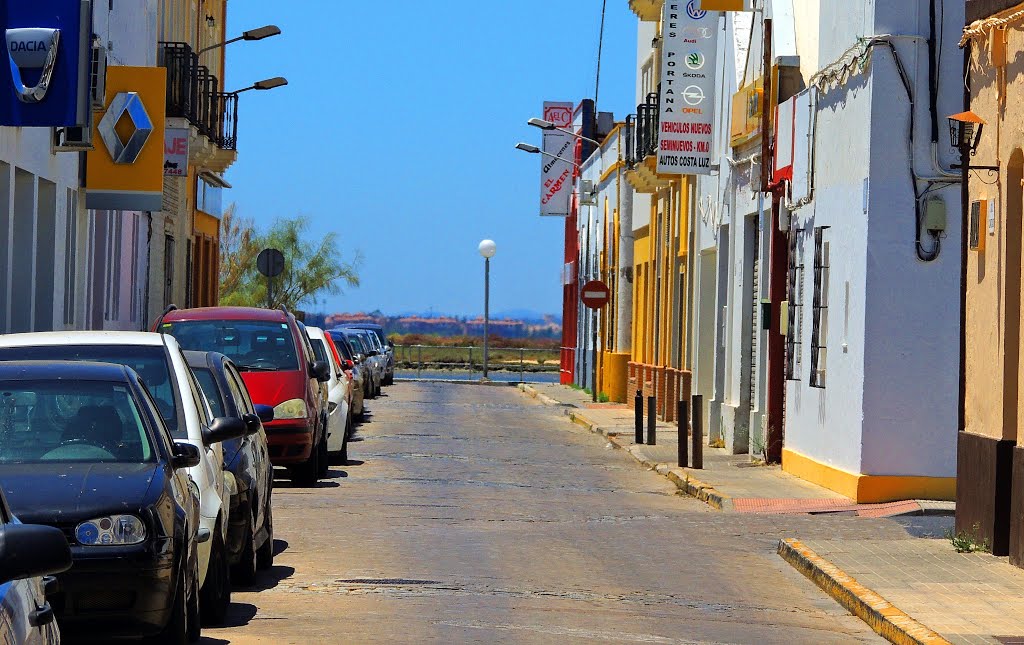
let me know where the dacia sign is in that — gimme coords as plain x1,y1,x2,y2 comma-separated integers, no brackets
0,0,90,127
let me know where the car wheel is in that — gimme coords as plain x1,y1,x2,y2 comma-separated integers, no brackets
256,497,274,570
289,442,320,487
186,550,201,642
316,431,329,479
231,512,257,586
159,558,193,644
200,527,231,625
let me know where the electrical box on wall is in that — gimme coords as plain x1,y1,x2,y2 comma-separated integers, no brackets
924,198,947,234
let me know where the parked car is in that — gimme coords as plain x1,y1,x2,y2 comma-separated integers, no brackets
342,324,394,385
306,327,352,463
0,332,242,627
185,351,275,584
159,307,332,486
327,329,365,419
339,330,381,398
0,360,205,643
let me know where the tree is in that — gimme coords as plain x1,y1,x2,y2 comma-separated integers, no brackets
262,217,361,311
219,207,360,310
219,205,263,306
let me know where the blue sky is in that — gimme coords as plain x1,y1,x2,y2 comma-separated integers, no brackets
225,2,638,317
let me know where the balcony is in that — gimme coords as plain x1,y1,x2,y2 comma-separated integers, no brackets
626,92,671,193
158,42,238,173
629,0,663,21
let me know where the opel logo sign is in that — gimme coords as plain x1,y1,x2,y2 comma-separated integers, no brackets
5,28,60,103
98,92,154,164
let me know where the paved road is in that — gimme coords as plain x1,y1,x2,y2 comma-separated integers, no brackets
205,382,894,644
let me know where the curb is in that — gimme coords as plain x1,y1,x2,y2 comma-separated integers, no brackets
520,384,733,511
778,539,951,645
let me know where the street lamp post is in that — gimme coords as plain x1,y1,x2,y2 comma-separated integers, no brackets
949,110,998,434
479,240,497,380
231,77,289,94
198,25,282,55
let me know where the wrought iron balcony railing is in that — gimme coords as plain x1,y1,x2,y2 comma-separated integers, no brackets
635,91,659,162
158,42,237,152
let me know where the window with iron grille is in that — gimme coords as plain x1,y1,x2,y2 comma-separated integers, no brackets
785,228,804,380
809,226,830,388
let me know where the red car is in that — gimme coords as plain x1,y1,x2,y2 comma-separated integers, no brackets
159,307,331,486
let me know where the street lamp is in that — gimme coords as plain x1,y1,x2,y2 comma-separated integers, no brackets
528,117,602,146
198,25,282,55
478,239,497,380
232,77,288,94
949,110,999,436
515,142,580,168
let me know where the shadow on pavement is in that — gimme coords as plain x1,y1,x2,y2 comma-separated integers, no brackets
342,459,365,467
236,564,295,593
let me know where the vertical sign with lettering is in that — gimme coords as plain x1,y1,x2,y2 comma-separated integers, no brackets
657,0,720,175
540,101,574,217
164,128,189,176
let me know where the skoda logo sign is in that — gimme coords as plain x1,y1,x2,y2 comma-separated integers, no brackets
686,0,708,20
5,28,60,103
98,92,154,164
685,51,706,70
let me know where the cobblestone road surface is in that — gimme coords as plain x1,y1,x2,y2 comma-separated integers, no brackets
204,382,898,644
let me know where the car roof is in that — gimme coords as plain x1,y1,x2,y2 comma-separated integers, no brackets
0,360,133,382
306,326,326,339
163,307,290,323
341,323,383,331
0,331,166,348
182,350,229,370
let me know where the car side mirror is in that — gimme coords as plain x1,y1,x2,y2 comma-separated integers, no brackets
202,417,248,446
0,524,72,585
172,442,201,469
311,360,331,382
242,413,261,436
254,404,274,424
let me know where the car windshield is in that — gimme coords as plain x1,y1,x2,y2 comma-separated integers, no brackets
0,345,179,433
193,368,226,418
310,338,329,365
0,380,155,464
164,320,299,372
329,333,353,361
345,334,366,354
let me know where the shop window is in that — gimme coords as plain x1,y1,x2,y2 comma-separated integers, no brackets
809,226,830,389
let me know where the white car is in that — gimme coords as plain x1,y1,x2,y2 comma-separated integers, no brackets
307,327,352,464
0,331,243,625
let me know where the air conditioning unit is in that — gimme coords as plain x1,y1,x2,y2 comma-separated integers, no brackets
52,125,93,152
579,179,597,206
90,38,107,111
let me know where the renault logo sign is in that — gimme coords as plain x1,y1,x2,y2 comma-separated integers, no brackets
5,27,59,103
98,92,154,164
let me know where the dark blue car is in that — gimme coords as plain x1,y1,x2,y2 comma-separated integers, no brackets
184,351,275,584
0,361,210,643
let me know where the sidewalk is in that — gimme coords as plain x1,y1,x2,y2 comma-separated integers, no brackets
521,382,948,517
519,382,1024,645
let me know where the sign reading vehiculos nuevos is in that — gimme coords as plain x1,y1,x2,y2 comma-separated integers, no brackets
657,0,719,175
539,101,574,217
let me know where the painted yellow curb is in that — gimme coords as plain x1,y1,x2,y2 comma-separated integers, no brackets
778,539,951,645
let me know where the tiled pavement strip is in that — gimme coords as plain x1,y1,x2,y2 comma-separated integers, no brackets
519,382,1024,645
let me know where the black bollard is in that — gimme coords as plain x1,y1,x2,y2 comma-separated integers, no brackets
678,399,689,468
647,395,656,446
692,394,704,469
634,390,643,444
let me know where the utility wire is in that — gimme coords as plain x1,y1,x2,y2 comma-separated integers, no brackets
595,0,608,110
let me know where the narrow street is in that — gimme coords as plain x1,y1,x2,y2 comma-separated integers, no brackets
206,382,896,644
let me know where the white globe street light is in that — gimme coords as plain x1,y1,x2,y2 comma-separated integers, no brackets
479,239,497,379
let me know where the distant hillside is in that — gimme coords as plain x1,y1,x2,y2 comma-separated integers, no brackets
318,311,562,340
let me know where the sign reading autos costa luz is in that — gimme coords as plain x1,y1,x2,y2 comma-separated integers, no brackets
657,0,719,175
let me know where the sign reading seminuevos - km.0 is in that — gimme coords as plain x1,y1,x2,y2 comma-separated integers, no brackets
540,101,574,217
657,0,719,175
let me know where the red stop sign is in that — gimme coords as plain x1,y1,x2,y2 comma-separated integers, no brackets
581,280,611,309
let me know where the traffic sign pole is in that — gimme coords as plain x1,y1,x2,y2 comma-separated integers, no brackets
580,280,610,401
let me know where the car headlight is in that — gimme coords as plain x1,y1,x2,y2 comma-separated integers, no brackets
273,398,308,420
75,515,147,546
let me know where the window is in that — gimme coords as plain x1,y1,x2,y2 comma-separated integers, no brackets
193,368,226,418
786,228,804,380
63,189,77,326
163,234,175,308
223,367,251,416
0,380,155,464
163,320,300,372
809,227,830,389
